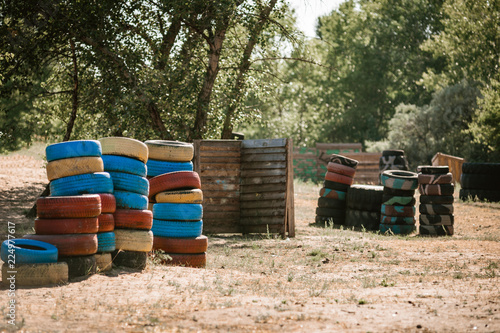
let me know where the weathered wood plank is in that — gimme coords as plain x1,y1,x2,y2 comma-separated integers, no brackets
240,183,286,194
200,169,241,177
240,176,286,185
240,199,286,209
199,163,240,170
242,147,286,155
240,192,286,201
204,223,241,234
200,156,241,163
203,204,239,212
240,208,285,217
202,183,239,191
200,176,240,184
203,197,239,206
199,140,241,148
240,161,286,170
241,153,286,163
241,138,287,149
239,216,285,225
199,151,241,158
240,169,286,178
204,211,240,219
202,190,240,198
286,138,295,237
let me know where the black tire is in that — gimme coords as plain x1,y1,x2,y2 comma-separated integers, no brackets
323,180,351,192
345,209,380,231
112,250,148,270
417,165,449,174
419,225,454,236
383,187,415,197
315,215,345,226
419,195,454,204
381,170,418,190
381,204,416,217
381,194,416,206
329,154,359,169
317,197,346,209
419,214,454,226
379,150,409,171
419,204,454,215
2,262,68,287
462,162,500,175
459,189,500,203
58,255,97,279
346,185,384,212
316,207,345,217
460,173,500,190
380,215,416,225
418,184,455,196
382,149,405,157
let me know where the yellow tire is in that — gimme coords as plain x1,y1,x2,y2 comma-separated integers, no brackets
2,263,68,287
95,253,113,272
114,229,153,252
155,189,203,203
99,137,148,163
145,140,193,162
46,156,104,181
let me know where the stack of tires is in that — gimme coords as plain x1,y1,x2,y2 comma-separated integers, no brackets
26,140,113,278
315,154,358,227
379,149,410,173
149,170,206,268
1,239,68,286
417,165,454,236
459,163,500,203
379,170,418,235
94,193,116,272
345,185,384,231
99,137,153,270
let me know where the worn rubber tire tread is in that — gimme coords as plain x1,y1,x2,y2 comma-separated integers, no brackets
346,185,384,212
95,253,113,272
50,172,113,196
381,204,416,217
417,165,449,174
462,162,500,175
24,234,98,256
149,171,201,199
419,214,454,226
315,207,346,218
153,235,208,254
326,162,356,177
46,156,104,181
146,159,193,177
151,219,203,238
153,203,203,221
419,195,454,204
98,194,116,213
114,229,153,252
345,209,380,231
380,215,416,225
418,184,455,196
34,217,99,235
379,224,416,235
99,137,148,163
381,194,416,206
323,180,350,192
329,154,358,168
111,250,148,270
319,188,346,200
97,232,116,252
317,197,346,209
324,171,354,185
460,173,500,190
46,140,101,162
314,215,346,225
108,171,149,196
1,262,68,286
114,191,149,210
145,140,194,162
58,255,97,278
102,155,147,177
381,170,418,190
418,173,453,185
114,209,153,230
155,189,203,204
98,213,115,232
1,239,58,264
383,187,415,197
419,204,454,215
37,195,101,218
459,189,500,203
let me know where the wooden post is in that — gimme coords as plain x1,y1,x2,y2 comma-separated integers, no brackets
286,138,295,237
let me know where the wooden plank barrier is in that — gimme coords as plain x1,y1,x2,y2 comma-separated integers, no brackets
432,152,465,184
193,138,295,238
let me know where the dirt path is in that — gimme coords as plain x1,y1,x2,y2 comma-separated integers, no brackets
0,152,499,332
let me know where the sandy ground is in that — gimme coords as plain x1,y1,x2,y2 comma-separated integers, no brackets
0,149,499,332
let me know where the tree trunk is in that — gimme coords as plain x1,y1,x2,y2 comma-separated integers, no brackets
220,0,278,139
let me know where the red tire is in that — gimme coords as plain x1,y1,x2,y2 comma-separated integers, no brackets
98,214,115,232
24,234,98,256
326,162,356,177
149,171,201,199
34,217,98,235
114,209,153,230
98,194,116,213
153,235,208,254
37,195,101,218
324,171,354,185
158,253,206,268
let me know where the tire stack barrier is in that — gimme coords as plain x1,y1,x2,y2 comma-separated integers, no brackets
417,166,455,236
459,163,500,203
95,194,116,272
345,185,384,231
99,137,152,271
1,239,68,286
25,140,112,278
315,154,358,227
379,149,409,183
379,170,418,235
147,141,206,268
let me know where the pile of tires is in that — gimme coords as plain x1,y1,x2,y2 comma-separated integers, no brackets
459,163,500,203
379,170,418,235
147,141,206,268
417,165,454,236
315,154,358,227
25,140,114,278
100,137,153,271
379,149,410,173
1,239,68,286
345,185,384,231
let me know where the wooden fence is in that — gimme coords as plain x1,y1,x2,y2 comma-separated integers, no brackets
193,139,295,237
293,143,381,184
432,152,465,184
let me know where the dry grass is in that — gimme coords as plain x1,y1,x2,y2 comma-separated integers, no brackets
0,148,499,332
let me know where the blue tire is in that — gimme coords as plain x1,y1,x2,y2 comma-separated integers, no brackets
114,190,148,210
146,159,193,177
152,203,203,221
102,155,147,177
1,239,58,264
379,224,416,235
108,172,149,196
97,232,116,252
50,172,113,196
151,219,203,238
46,140,102,162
